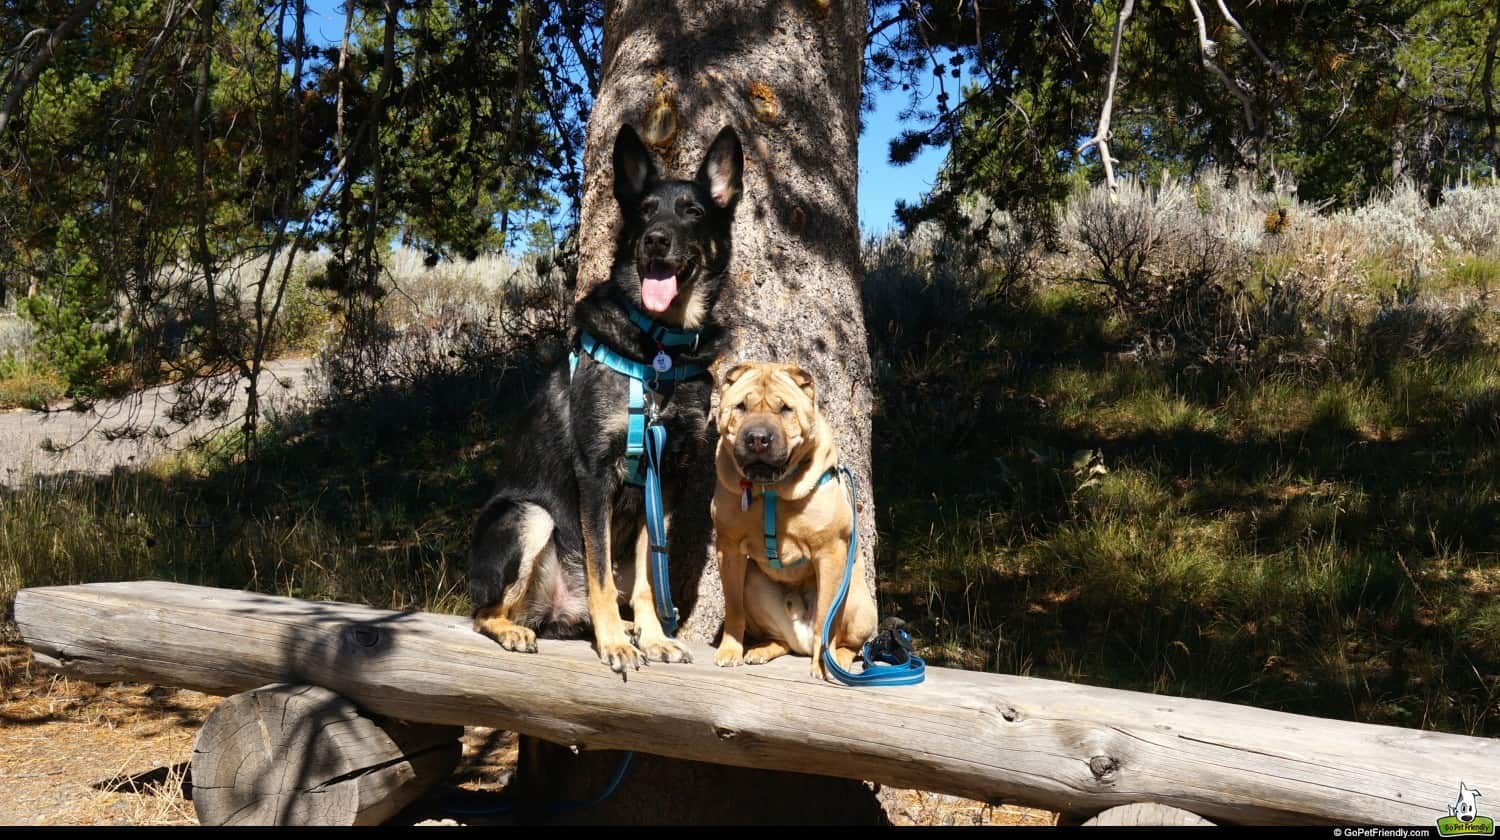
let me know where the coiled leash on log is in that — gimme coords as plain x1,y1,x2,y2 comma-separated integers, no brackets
821,465,926,685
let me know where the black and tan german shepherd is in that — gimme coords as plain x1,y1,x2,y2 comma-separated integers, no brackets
468,124,744,673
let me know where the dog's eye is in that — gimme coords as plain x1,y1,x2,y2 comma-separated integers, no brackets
733,401,746,415
682,204,703,220
779,406,793,416
640,198,658,218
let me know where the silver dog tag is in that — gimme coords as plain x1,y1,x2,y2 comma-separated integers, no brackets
652,351,672,373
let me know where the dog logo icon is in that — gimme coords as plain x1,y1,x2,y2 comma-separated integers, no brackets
1438,783,1495,837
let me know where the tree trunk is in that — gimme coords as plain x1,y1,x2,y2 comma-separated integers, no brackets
575,0,876,645
544,0,879,819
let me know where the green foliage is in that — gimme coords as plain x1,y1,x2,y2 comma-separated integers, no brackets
877,0,1500,229
17,219,119,397
0,0,566,427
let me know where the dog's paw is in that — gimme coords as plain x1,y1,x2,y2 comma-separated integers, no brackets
743,642,788,665
597,638,647,673
810,660,827,681
714,641,745,668
832,646,859,671
474,619,538,654
639,636,693,664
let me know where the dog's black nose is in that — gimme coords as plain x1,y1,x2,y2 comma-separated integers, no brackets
643,228,671,259
743,426,774,454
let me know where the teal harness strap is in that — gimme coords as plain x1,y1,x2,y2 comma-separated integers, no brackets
574,331,707,382
760,467,838,570
625,304,701,348
574,331,706,487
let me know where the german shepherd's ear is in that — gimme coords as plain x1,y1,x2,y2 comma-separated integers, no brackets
613,124,658,205
696,127,743,209
781,364,815,404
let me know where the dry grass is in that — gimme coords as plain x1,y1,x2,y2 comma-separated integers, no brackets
876,789,1055,826
0,639,213,826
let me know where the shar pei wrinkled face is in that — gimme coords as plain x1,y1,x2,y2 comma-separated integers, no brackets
715,362,823,485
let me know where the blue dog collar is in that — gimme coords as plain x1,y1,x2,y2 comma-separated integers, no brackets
624,304,701,350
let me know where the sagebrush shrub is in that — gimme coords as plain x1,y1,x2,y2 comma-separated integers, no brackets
1061,176,1184,306
1426,181,1500,256
1346,180,1436,273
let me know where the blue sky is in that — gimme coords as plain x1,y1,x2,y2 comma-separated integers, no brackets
301,1,943,238
858,89,946,236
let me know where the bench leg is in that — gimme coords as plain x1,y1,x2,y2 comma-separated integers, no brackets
190,683,461,825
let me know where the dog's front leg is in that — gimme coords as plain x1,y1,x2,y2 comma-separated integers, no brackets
809,540,861,682
629,522,693,663
580,488,645,673
713,535,749,667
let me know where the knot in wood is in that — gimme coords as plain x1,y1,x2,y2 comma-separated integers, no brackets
348,624,382,649
998,705,1021,722
714,726,738,741
1088,755,1120,781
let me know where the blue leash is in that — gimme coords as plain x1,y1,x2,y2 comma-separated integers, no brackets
642,421,676,635
818,466,927,686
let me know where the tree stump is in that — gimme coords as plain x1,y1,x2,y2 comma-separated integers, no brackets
1082,803,1215,826
190,683,462,825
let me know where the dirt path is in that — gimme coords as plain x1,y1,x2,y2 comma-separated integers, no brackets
0,358,315,487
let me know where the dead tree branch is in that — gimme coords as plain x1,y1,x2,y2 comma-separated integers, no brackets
1186,0,1256,132
1211,0,1276,73
1076,0,1132,190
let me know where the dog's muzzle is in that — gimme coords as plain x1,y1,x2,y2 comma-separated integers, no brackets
735,422,790,482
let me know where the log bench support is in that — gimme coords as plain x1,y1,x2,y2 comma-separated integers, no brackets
190,684,461,825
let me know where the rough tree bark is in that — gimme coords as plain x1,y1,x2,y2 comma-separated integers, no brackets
575,0,876,652
534,0,884,822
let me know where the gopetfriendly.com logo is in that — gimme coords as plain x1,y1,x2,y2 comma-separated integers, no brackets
1437,783,1495,837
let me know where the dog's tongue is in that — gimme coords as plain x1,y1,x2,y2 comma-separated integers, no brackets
640,270,678,313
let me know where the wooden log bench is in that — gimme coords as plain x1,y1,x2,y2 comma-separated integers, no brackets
14,581,1500,826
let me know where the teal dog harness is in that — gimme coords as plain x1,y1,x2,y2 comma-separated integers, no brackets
741,466,839,570
567,304,710,636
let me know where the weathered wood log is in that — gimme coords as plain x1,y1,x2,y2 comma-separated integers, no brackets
190,683,462,825
1083,803,1215,826
15,581,1500,826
